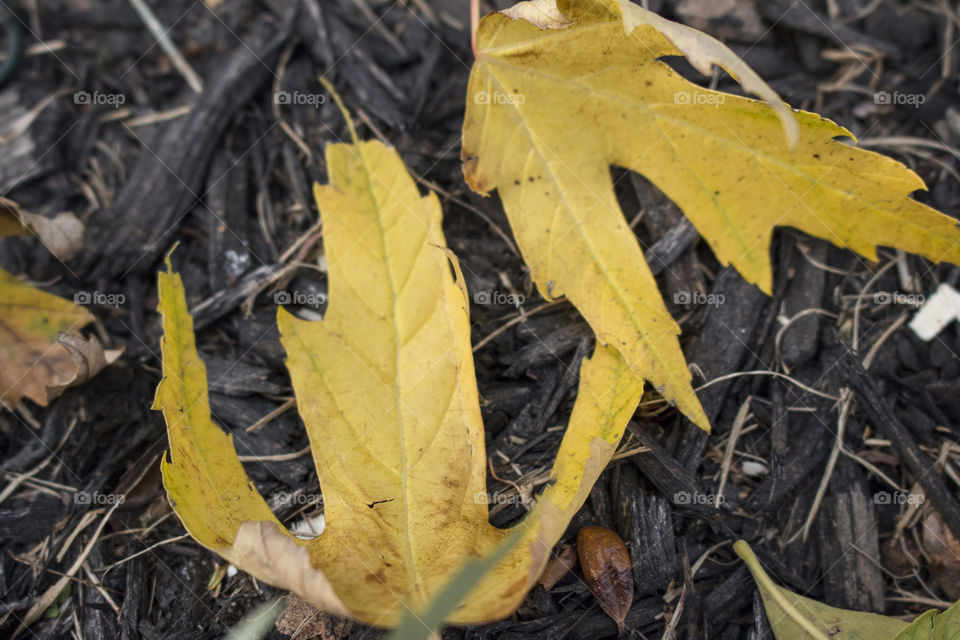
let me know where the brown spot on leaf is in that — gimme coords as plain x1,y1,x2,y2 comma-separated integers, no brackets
364,568,387,584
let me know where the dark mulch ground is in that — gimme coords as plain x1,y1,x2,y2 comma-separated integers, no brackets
1,0,959,638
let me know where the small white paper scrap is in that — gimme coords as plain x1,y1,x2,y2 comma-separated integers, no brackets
290,513,325,540
741,461,769,477
909,283,960,341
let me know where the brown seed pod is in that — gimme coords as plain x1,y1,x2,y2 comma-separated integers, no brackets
577,526,633,634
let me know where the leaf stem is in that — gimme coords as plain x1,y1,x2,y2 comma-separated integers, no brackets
470,0,479,55
319,76,359,145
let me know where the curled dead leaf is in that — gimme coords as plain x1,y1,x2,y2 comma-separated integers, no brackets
610,0,797,144
577,526,633,633
502,0,571,28
223,522,351,618
0,268,120,408
0,197,84,261
48,333,123,398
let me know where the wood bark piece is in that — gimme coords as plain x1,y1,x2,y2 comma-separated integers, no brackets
815,459,885,613
673,268,770,475
201,355,284,397
780,239,828,369
757,1,902,59
645,217,699,278
190,263,285,331
631,173,702,301
204,151,253,290
0,88,63,193
835,330,960,539
703,564,754,633
84,13,294,279
263,0,409,129
503,323,591,376
746,409,831,513
628,423,717,518
628,491,677,594
687,268,770,424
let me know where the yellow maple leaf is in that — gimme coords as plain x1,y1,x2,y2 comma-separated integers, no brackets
462,0,960,431
155,138,644,626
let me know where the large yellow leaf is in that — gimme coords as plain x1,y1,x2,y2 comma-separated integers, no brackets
155,138,644,626
462,0,960,431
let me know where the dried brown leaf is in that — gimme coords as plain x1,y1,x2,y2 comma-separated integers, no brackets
0,197,84,261
922,512,960,600
577,526,633,633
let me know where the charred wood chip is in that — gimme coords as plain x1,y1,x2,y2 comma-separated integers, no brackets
703,564,754,633
745,410,831,513
503,324,591,377
779,239,827,369
757,1,902,59
834,329,960,539
628,492,678,595
83,13,295,279
815,460,885,613
687,268,769,425
627,423,718,519
202,355,285,397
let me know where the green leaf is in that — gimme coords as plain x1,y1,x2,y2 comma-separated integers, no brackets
735,540,908,640
892,601,960,640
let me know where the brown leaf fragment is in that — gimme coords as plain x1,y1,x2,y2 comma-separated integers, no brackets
922,512,960,600
225,522,351,619
577,526,633,633
539,544,577,591
0,197,84,261
274,595,349,640
0,269,121,409
48,333,123,398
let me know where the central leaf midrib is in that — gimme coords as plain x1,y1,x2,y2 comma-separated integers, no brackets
482,69,692,402
357,148,424,604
